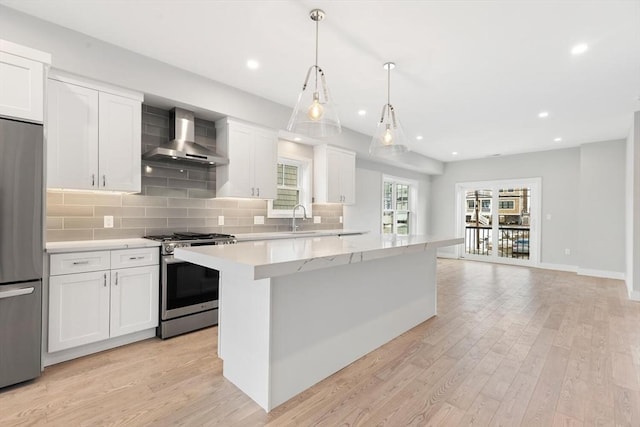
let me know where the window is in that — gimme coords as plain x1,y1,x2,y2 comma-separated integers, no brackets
481,199,491,212
382,180,412,235
466,200,476,210
498,200,515,210
268,156,312,217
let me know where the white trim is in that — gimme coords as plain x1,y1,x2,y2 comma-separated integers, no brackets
43,328,156,366
629,290,640,302
537,262,578,273
0,39,51,64
267,154,312,218
576,268,625,280
48,69,143,101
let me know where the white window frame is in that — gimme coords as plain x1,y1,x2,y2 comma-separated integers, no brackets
381,175,417,235
267,155,312,218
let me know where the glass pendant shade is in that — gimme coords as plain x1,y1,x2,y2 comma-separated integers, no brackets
287,9,341,138
287,65,341,137
369,62,410,157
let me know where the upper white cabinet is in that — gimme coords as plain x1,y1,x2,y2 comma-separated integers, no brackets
0,40,50,123
47,73,142,192
215,117,277,199
314,144,356,204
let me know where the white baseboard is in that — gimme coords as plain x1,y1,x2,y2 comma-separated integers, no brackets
43,328,157,367
629,290,640,302
576,268,625,281
537,262,577,273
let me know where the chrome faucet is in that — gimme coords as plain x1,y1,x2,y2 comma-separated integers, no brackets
292,204,308,232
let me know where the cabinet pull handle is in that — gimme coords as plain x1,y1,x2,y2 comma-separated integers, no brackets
103,175,106,187
257,188,260,197
115,272,118,286
92,174,95,187
103,273,107,287
72,260,89,265
129,256,144,260
251,187,255,197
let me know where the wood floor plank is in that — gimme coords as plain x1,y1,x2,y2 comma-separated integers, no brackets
0,259,637,427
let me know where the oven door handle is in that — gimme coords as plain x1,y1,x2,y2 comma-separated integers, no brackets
164,256,187,265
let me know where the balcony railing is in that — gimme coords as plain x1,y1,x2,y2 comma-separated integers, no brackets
465,225,530,259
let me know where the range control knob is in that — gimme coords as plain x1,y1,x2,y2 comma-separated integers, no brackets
164,243,174,254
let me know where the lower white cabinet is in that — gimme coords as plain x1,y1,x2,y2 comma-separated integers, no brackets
48,248,159,353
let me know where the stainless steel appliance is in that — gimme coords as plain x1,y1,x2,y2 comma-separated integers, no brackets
0,118,43,388
144,232,236,339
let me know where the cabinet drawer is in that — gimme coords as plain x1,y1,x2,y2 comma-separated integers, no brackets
110,248,159,269
50,251,110,276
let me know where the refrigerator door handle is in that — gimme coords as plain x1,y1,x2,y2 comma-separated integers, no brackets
0,286,35,299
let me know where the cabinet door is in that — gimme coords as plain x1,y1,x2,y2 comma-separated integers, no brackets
49,271,110,352
252,128,277,199
0,52,44,122
98,92,141,192
325,148,343,203
220,123,254,197
110,265,159,338
47,79,99,189
339,150,356,205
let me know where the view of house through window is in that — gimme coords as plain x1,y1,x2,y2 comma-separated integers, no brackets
382,180,411,235
273,161,300,210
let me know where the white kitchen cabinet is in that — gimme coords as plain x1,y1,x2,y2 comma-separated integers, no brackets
48,247,159,353
0,40,50,123
110,265,159,338
47,73,142,192
49,270,111,352
314,144,356,204
215,117,277,199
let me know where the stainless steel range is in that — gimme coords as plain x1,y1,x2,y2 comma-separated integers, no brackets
144,232,236,339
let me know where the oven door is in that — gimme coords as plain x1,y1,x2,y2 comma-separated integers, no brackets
161,256,219,320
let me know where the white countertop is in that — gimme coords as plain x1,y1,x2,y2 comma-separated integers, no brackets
46,238,161,253
233,229,367,242
175,234,463,280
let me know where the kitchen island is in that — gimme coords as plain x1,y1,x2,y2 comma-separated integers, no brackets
175,234,463,412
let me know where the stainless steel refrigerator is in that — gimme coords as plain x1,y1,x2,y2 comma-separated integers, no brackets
0,117,43,388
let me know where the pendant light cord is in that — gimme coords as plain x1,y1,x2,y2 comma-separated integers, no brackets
314,13,319,91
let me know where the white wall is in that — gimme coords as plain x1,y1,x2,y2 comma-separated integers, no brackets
578,140,627,277
344,159,430,235
430,148,580,266
0,5,443,175
627,111,640,300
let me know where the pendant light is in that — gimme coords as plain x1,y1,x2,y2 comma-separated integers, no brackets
287,9,341,138
369,62,409,156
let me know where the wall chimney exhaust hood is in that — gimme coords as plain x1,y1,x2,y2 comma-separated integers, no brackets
142,108,228,165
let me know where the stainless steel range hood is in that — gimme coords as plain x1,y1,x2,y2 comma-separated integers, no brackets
142,108,228,165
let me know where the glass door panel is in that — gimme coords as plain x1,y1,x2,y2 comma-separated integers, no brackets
465,189,493,256
497,186,531,259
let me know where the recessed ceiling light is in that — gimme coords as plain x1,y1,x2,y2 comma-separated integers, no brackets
571,43,589,55
357,110,366,116
554,137,562,142
246,59,260,70
416,135,424,140
294,137,301,142
452,151,458,156
538,111,549,118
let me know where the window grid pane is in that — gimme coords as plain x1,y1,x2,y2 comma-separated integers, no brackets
273,188,299,210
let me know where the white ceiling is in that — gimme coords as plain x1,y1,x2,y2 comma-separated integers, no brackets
2,0,640,162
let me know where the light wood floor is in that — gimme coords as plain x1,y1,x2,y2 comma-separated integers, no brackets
2,259,639,426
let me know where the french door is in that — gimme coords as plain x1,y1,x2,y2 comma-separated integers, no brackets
456,178,540,266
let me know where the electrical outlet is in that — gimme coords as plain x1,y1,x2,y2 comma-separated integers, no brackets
565,248,571,255
218,216,224,226
104,216,114,228
313,216,321,224
254,215,265,225
546,214,552,220
339,216,343,224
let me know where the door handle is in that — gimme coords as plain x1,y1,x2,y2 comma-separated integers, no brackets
0,287,34,299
